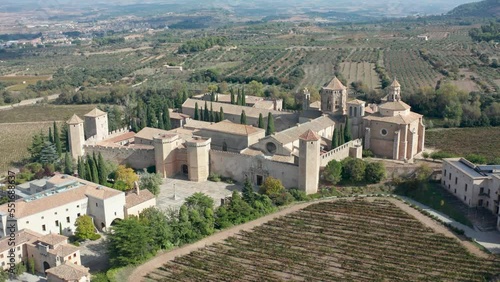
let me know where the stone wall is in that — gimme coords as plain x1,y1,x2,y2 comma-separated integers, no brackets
210,150,299,188
84,145,155,169
320,139,362,167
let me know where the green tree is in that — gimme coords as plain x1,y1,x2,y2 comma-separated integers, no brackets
259,176,285,198
248,80,264,97
28,132,46,162
258,113,264,129
209,103,214,122
219,107,224,121
241,87,246,105
339,124,344,145
240,110,247,125
139,207,173,250
242,178,255,204
77,157,86,180
341,157,366,182
115,165,139,190
0,269,8,282
204,101,210,122
75,215,97,241
108,217,156,267
164,106,172,130
323,160,342,184
88,156,99,183
64,152,73,174
27,257,35,274
365,162,386,183
344,116,352,142
14,263,26,277
48,127,53,144
157,111,164,130
85,159,92,181
194,102,199,120
60,123,70,153
39,141,58,164
139,171,162,196
230,88,235,104
266,112,275,136
53,121,62,156
332,128,339,149
98,153,107,185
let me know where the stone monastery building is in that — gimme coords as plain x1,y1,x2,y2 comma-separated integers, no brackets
66,77,424,195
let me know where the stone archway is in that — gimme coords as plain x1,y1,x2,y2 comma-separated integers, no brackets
43,261,50,273
181,164,189,175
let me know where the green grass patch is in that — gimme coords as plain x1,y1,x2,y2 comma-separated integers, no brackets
426,127,500,163
395,181,473,228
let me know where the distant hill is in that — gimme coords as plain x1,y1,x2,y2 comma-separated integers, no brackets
447,0,500,17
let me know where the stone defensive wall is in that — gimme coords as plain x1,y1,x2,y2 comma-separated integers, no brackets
320,139,362,167
85,127,129,144
84,144,155,169
210,150,299,189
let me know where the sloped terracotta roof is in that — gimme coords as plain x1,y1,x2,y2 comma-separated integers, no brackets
67,114,83,124
390,79,401,87
135,127,172,141
364,111,422,125
323,77,346,90
38,233,67,246
299,129,320,141
46,262,89,281
0,229,42,253
199,120,265,136
347,99,366,105
125,189,156,209
84,108,106,118
378,101,411,111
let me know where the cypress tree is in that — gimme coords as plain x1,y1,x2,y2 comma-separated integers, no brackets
137,102,147,130
182,90,188,104
230,88,235,104
204,101,210,122
332,128,339,149
48,127,53,144
209,103,214,122
77,157,85,179
200,107,204,121
258,113,264,129
339,124,345,145
85,159,92,182
53,122,62,156
157,111,164,130
266,112,275,136
194,102,199,120
60,124,69,153
237,88,241,105
88,156,99,183
98,152,107,185
220,107,225,121
344,116,352,143
64,153,73,175
164,106,171,130
240,110,247,125
241,87,246,105
242,178,255,205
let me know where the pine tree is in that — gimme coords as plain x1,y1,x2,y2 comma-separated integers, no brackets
64,153,73,174
242,178,255,204
53,122,62,156
204,101,210,122
77,157,86,179
344,116,352,143
98,153,107,185
164,106,171,130
48,127,53,144
220,107,225,121
194,102,199,120
266,112,275,136
209,103,214,122
39,142,58,164
240,110,247,125
258,113,264,129
332,128,339,149
230,88,235,104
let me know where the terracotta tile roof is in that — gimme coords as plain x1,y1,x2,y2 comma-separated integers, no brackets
266,115,336,145
364,112,422,125
390,79,401,87
169,111,190,120
0,176,123,219
105,132,135,144
38,233,67,246
125,189,156,209
135,127,172,141
67,114,83,125
309,101,321,109
323,77,346,90
183,99,282,119
347,99,366,105
299,129,320,141
46,262,89,281
84,108,106,118
0,229,42,253
199,120,265,136
48,244,79,257
378,101,411,111
183,120,213,130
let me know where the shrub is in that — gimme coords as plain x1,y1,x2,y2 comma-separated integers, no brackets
365,162,386,184
430,151,455,160
362,149,374,158
208,173,221,182
341,158,366,182
465,154,487,164
322,160,342,184
90,233,102,240
272,192,295,206
288,188,308,201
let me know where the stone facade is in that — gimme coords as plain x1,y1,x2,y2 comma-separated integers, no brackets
321,77,347,115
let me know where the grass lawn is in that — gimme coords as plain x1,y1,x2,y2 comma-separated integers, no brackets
0,104,96,123
425,127,500,163
395,181,473,227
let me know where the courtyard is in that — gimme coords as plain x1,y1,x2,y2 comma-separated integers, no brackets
156,175,243,211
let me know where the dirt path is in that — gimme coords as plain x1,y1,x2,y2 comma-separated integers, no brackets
128,197,489,282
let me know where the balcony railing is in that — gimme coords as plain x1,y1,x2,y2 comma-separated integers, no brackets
479,192,490,198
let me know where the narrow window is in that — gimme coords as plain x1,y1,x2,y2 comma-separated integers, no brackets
66,217,70,223
42,225,46,231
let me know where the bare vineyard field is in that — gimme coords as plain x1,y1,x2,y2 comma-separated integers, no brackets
340,62,381,90
384,49,441,93
0,104,96,123
145,200,500,281
297,49,350,90
0,122,59,175
345,48,379,63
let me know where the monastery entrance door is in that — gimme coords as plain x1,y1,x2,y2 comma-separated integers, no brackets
182,165,188,175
